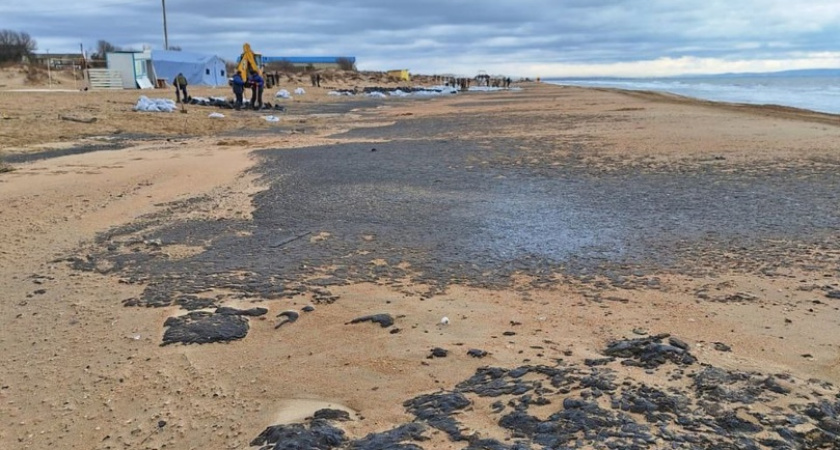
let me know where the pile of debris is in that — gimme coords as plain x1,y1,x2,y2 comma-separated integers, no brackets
188,96,286,111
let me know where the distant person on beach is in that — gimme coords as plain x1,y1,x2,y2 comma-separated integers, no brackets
173,72,188,103
315,73,321,87
231,72,245,110
249,71,264,110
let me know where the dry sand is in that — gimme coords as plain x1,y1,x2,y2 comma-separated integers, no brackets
1,70,840,449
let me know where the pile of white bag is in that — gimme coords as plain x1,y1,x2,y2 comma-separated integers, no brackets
134,96,177,112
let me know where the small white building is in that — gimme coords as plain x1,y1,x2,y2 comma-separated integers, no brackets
106,50,155,89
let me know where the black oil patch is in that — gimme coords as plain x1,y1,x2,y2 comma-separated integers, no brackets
161,311,250,345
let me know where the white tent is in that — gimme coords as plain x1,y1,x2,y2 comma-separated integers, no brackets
151,50,228,86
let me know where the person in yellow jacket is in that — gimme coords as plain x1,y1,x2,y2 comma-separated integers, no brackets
173,73,189,103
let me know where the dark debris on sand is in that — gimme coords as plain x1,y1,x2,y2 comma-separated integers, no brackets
347,313,395,328
250,334,840,449
251,413,428,450
603,333,698,368
161,311,250,345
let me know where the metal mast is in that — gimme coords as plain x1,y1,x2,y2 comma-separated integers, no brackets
162,0,169,50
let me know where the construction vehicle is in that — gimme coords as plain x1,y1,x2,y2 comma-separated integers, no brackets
236,43,262,79
236,43,275,88
386,69,411,82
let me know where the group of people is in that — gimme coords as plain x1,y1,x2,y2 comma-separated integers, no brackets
473,74,513,88
172,70,265,111
230,70,264,110
438,75,515,91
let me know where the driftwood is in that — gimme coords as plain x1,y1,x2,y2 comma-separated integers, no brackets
59,115,97,124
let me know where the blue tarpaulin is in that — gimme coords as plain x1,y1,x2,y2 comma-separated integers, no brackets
152,50,228,86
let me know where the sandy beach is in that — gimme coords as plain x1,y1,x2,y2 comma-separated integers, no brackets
2,76,840,449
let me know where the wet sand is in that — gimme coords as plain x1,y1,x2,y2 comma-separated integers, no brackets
1,82,840,449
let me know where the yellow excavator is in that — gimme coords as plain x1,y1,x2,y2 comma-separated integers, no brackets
236,43,263,80
236,43,278,88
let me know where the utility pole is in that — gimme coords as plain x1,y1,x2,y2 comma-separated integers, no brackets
46,48,52,88
162,0,169,50
79,43,86,90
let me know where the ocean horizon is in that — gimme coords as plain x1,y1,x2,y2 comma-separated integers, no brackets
546,70,840,115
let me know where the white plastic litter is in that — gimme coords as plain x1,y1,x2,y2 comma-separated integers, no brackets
366,91,387,98
133,96,176,113
468,86,507,92
294,87,306,95
390,89,409,97
208,112,225,118
328,90,354,96
263,115,280,122
426,85,459,95
396,85,458,97
440,316,450,325
275,89,291,99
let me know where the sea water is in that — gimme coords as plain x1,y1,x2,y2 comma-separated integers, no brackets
546,73,840,115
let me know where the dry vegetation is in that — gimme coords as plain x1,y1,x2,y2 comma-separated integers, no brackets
261,66,438,88
0,62,85,88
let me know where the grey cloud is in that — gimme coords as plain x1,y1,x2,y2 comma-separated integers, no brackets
2,0,838,75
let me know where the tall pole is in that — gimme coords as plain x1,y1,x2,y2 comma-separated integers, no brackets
80,43,87,90
162,0,169,50
46,48,52,89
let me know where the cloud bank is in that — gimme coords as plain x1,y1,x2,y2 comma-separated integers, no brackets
3,0,839,77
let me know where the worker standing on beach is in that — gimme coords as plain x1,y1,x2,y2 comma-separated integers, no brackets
231,72,245,110
249,70,264,110
173,72,189,103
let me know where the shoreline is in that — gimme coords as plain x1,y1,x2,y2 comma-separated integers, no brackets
547,82,840,125
546,75,840,117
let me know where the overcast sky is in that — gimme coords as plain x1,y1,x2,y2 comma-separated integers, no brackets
3,0,839,77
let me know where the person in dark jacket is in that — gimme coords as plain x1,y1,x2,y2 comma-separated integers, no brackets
173,72,189,103
231,72,245,110
249,71,264,110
